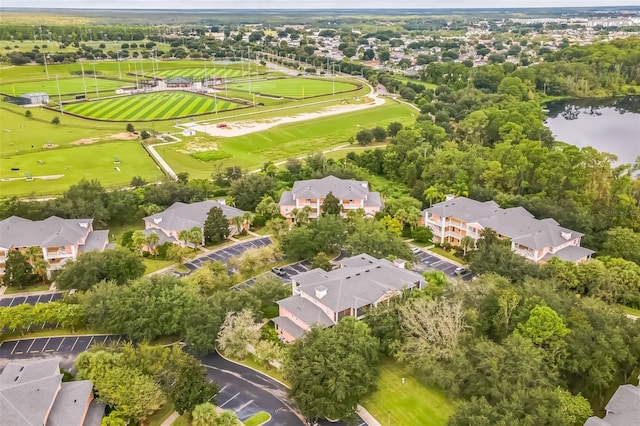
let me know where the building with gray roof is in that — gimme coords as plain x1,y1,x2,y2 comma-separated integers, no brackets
0,216,110,278
279,175,383,221
584,378,640,426
423,196,593,264
273,253,424,342
143,200,247,247
0,358,103,426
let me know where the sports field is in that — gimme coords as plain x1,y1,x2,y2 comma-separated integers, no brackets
227,77,358,98
0,78,127,96
63,92,242,121
0,141,163,197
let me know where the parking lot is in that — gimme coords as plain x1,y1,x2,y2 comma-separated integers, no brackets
0,292,63,308
0,335,125,358
412,248,473,281
234,260,313,290
174,236,272,277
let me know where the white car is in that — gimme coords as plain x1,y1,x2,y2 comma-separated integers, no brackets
411,247,421,253
454,267,468,275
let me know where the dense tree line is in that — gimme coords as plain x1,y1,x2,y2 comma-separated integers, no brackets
0,301,85,335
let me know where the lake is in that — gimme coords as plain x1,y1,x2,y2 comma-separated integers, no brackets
545,96,640,167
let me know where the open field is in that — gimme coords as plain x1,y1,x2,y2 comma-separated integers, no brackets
161,100,416,177
362,360,455,426
227,77,358,98
0,141,163,197
0,77,128,96
155,66,245,80
64,92,243,121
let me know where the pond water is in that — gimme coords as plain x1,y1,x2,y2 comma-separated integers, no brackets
545,96,640,167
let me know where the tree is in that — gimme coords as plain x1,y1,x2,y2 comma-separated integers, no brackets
51,116,60,125
293,205,313,225
33,258,49,283
423,186,444,207
312,252,333,271
387,122,403,137
187,226,203,248
601,227,640,265
460,235,476,256
229,174,277,211
321,192,342,216
55,249,145,291
230,215,245,236
131,230,147,255
255,196,280,220
3,250,33,289
145,232,160,258
192,403,218,426
24,110,33,119
166,348,219,415
126,123,135,133
371,126,387,142
130,176,147,188
516,305,569,352
166,245,190,264
204,206,230,244
285,317,379,421
217,310,261,360
356,129,374,145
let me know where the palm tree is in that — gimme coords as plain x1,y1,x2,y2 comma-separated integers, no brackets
34,259,49,284
460,235,476,256
24,246,41,267
294,205,313,225
231,216,245,236
242,211,255,231
146,232,160,260
452,181,469,197
178,230,191,247
424,186,444,207
188,227,203,250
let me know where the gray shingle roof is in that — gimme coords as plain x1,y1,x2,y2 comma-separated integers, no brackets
291,176,369,201
542,245,594,262
83,400,106,426
143,200,245,232
272,315,306,339
425,197,501,223
142,228,179,245
77,230,110,254
0,216,93,249
277,295,334,326
293,255,424,313
48,381,94,426
585,381,640,426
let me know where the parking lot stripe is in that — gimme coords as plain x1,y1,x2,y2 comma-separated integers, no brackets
70,336,80,352
55,338,64,352
36,338,51,353
8,341,19,355
88,336,95,349
219,392,240,408
26,339,36,353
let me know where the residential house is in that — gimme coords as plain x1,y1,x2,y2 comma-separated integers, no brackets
0,216,110,278
278,176,383,221
272,253,425,342
0,358,105,426
423,196,594,263
143,200,247,246
584,377,640,426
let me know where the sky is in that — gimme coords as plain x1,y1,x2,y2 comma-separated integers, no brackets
2,0,638,9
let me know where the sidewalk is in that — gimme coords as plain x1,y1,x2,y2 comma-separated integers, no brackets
160,411,180,426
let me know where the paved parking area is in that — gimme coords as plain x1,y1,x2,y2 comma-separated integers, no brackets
177,237,272,276
412,249,473,281
0,292,64,308
0,335,125,358
234,260,313,290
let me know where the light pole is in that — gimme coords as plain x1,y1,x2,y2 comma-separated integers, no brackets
92,63,99,98
43,53,50,80
80,61,87,98
55,75,63,115
116,50,122,79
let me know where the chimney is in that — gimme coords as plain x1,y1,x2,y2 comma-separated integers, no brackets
315,286,328,299
393,259,407,270
445,194,455,201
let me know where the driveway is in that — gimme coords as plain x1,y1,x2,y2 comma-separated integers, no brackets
234,260,313,290
411,249,474,281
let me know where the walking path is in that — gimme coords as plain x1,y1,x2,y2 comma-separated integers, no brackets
160,411,180,426
146,135,180,179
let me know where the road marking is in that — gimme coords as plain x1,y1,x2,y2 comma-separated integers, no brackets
8,298,16,308
55,338,64,352
35,294,42,304
87,336,95,349
101,335,109,344
26,339,36,353
219,392,240,408
233,400,254,413
70,336,80,351
218,385,228,393
33,338,51,353
7,341,19,355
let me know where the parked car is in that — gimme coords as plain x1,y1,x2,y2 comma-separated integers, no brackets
411,247,421,254
271,267,287,276
454,267,468,275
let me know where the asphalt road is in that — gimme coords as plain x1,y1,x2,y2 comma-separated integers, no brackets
200,352,366,426
234,260,312,290
0,292,64,307
412,248,474,281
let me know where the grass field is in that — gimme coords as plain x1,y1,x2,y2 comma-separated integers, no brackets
0,141,163,197
0,77,128,97
227,77,358,98
63,92,242,121
162,100,416,176
362,361,455,426
155,66,245,80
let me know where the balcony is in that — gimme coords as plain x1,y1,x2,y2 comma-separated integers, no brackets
45,250,74,259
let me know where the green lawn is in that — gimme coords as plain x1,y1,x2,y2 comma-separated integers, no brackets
64,92,243,121
0,141,163,197
148,402,176,426
362,360,455,426
155,66,245,80
244,412,270,426
0,78,128,97
428,247,464,264
143,258,175,274
162,100,415,177
227,77,358,99
3,283,51,294
622,305,640,317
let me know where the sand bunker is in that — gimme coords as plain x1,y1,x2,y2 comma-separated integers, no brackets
0,174,64,182
71,132,139,145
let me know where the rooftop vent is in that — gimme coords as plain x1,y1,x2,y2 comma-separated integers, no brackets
79,222,89,229
217,198,227,206
153,217,163,224
561,231,572,240
445,194,455,201
315,286,328,299
393,259,407,270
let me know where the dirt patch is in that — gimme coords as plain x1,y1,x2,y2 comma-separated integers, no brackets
42,143,59,149
71,132,139,145
176,136,220,154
